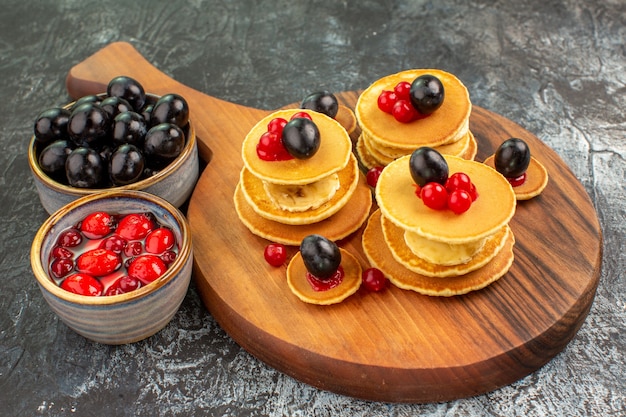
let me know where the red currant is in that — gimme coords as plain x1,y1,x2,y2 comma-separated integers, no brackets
57,228,82,248
256,132,293,161
448,189,472,214
366,166,384,188
377,90,397,114
144,227,175,254
290,111,312,121
413,183,422,199
116,213,154,240
445,172,472,194
267,117,288,135
50,258,74,278
80,211,115,239
127,254,167,284
394,81,412,101
392,99,418,123
421,182,448,210
507,172,527,187
76,248,122,277
362,268,387,292
468,182,479,201
264,243,287,267
60,273,103,296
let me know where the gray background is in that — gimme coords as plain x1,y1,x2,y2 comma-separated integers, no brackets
1,0,624,416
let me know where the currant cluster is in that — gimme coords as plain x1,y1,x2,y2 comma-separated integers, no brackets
377,75,444,123
409,147,478,214
256,111,320,161
34,76,190,188
49,210,178,297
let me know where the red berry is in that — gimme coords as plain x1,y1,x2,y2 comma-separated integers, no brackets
413,183,422,198
366,166,384,188
421,182,448,210
116,213,154,240
264,243,287,267
124,241,143,257
50,258,74,278
99,235,127,254
80,211,115,239
256,132,293,161
290,111,312,121
448,189,473,214
60,273,103,296
394,81,411,101
144,227,175,254
127,254,168,284
362,268,387,292
445,172,472,194
377,90,398,114
119,275,141,292
160,250,177,265
76,248,122,277
105,281,124,296
57,228,82,248
52,246,74,259
267,117,288,135
507,172,527,187
392,99,418,123
468,182,479,201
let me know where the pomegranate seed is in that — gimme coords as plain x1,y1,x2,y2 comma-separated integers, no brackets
377,90,397,114
362,268,387,292
448,189,473,214
393,81,412,101
421,182,448,210
392,99,418,123
366,166,384,188
264,243,287,267
60,273,103,296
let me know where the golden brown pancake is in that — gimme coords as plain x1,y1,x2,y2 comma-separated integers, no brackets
239,154,360,225
483,155,549,200
376,155,516,244
355,69,471,150
381,212,511,277
242,109,353,185
287,248,362,305
362,210,515,296
335,104,357,136
233,174,372,245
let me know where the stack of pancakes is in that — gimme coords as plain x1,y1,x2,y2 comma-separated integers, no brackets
355,69,477,170
234,109,372,245
362,154,517,296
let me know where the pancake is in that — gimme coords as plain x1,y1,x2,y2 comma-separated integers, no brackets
483,155,549,200
239,153,360,225
242,109,352,185
381,212,511,277
362,210,515,296
287,248,362,305
233,174,372,246
376,155,516,244
355,69,471,149
356,133,381,171
335,104,357,136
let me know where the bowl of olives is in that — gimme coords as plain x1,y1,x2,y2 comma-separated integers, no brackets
28,76,200,214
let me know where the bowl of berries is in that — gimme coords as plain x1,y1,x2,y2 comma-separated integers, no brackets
30,189,193,344
28,76,199,214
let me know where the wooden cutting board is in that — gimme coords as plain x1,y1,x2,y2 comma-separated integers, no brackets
66,42,602,403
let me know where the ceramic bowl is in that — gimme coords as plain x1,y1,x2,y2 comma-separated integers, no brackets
28,94,200,214
30,190,193,345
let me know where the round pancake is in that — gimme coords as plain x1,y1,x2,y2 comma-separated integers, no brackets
356,133,381,171
233,174,372,246
362,210,515,296
240,153,360,225
242,109,352,185
381,212,511,277
462,131,478,160
376,155,516,244
483,155,549,200
355,69,471,149
335,104,357,136
287,248,362,305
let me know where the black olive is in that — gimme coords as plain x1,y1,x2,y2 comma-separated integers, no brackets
300,91,339,119
409,147,449,187
38,139,73,181
107,76,146,111
34,107,71,145
281,118,320,159
65,147,105,188
112,111,147,147
109,144,145,186
409,75,444,115
149,93,189,128
144,123,185,163
67,102,111,147
300,234,341,280
494,138,531,178
99,96,132,120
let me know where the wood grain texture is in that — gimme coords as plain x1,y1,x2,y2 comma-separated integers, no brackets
66,42,602,403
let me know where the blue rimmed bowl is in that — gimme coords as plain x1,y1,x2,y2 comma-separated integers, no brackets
28,93,200,215
30,190,193,345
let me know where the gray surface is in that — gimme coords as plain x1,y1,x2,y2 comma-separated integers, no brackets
1,0,624,415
